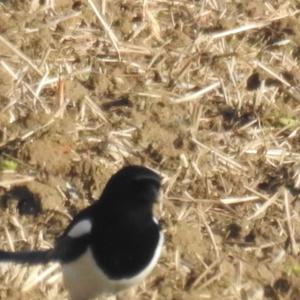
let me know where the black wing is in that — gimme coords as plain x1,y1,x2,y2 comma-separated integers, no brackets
53,205,94,263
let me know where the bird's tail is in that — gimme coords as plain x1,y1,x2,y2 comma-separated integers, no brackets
0,249,57,265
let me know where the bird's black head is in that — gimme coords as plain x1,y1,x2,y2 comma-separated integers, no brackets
99,165,161,211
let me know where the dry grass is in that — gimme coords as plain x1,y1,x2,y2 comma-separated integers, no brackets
1,0,300,299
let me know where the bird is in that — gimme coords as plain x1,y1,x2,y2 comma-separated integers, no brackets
0,165,164,300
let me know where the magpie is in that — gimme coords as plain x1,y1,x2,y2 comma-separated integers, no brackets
0,165,164,300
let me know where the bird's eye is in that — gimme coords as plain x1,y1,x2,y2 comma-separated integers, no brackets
132,178,159,190
130,179,160,203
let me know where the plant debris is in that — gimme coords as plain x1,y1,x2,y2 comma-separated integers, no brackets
0,1,300,299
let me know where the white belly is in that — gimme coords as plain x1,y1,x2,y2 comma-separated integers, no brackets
62,232,163,300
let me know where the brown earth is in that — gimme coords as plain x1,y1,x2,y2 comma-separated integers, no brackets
0,0,300,299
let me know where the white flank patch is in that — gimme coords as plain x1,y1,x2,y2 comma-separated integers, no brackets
62,232,164,300
67,219,92,238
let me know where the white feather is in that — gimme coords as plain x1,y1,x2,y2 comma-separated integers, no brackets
67,219,92,238
153,217,158,224
62,232,164,300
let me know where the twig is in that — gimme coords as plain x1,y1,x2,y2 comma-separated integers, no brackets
0,34,42,76
284,189,299,255
191,257,223,289
22,264,61,292
88,0,120,60
172,81,221,103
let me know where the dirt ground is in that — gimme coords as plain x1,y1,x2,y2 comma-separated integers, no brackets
0,0,300,299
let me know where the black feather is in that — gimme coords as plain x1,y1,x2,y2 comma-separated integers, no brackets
0,249,56,264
